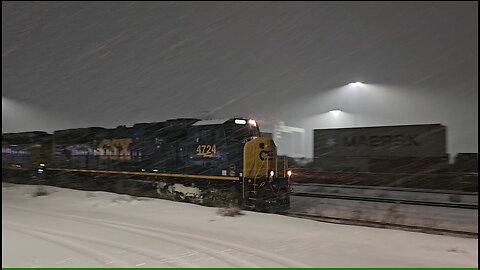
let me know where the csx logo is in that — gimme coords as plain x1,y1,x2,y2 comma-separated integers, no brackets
259,150,274,160
95,138,132,160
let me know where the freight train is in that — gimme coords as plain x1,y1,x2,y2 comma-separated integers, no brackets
2,118,291,212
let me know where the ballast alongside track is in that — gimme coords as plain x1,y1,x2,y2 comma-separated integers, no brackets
288,183,478,237
285,212,478,238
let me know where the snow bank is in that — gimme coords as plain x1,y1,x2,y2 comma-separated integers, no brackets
2,183,477,267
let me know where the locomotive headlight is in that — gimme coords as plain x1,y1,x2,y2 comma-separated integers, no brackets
39,163,45,167
37,168,44,174
248,119,257,126
287,170,292,177
269,170,274,177
235,119,247,125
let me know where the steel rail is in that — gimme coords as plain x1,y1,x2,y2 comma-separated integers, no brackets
290,192,478,209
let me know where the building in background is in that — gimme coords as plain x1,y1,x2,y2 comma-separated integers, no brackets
273,122,306,158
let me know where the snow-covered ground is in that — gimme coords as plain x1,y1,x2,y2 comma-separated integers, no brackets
2,183,478,268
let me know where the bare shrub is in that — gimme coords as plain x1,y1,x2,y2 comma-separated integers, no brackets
32,186,50,197
217,206,244,217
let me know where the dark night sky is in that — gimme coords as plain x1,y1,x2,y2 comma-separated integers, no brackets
2,1,478,157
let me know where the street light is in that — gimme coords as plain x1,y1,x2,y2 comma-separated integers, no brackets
348,82,364,87
329,109,342,116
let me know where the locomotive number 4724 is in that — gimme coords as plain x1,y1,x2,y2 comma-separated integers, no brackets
196,144,217,158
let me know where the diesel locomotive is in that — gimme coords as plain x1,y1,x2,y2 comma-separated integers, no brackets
2,118,291,212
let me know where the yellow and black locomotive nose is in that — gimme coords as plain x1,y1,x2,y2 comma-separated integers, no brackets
243,137,278,179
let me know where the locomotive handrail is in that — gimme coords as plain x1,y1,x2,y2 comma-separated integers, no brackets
253,156,268,183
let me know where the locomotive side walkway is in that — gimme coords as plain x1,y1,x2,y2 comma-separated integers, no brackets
2,182,478,268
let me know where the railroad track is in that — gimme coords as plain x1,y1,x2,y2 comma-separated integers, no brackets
290,192,478,209
285,212,478,238
292,183,478,195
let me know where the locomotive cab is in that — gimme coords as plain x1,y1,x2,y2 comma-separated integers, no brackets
224,119,260,143
191,118,290,212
